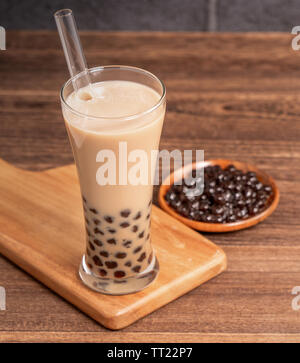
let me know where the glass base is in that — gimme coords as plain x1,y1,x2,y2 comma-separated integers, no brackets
79,254,159,295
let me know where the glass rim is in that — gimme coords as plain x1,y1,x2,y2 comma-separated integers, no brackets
60,65,166,121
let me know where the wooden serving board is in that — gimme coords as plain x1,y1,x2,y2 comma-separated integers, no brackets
0,159,226,330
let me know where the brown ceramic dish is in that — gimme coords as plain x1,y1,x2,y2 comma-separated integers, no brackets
158,159,280,232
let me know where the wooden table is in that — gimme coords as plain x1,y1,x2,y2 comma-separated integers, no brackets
0,31,299,343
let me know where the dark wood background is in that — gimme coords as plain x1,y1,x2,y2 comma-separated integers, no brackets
0,31,300,342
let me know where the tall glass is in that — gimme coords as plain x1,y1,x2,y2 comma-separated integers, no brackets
60,66,166,294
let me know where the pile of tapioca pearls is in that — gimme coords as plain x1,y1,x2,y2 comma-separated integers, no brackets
165,164,274,223
83,197,153,279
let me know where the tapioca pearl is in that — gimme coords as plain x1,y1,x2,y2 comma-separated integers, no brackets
104,215,114,224
132,265,141,273
114,271,126,278
93,238,103,247
134,246,142,254
100,251,109,258
123,240,132,248
93,255,103,266
93,218,101,225
88,241,95,251
133,211,142,220
108,228,116,234
89,208,98,214
94,227,104,235
107,238,117,245
138,230,145,239
132,225,138,233
87,263,93,270
85,217,90,225
120,209,131,218
105,261,118,269
120,222,130,228
125,261,132,267
148,252,153,264
115,252,127,259
137,252,146,262
99,269,107,277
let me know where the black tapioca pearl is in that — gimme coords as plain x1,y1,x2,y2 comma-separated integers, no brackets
88,241,95,251
94,227,104,235
148,252,153,264
87,263,93,269
123,240,132,248
99,269,107,277
134,246,142,254
114,270,126,278
120,209,131,218
138,230,145,239
85,217,90,225
132,225,138,233
93,255,103,266
89,208,98,214
264,185,273,194
93,238,103,247
249,205,259,215
105,261,118,269
104,215,114,224
108,228,116,234
93,218,101,225
120,222,130,228
132,265,141,273
115,252,127,259
255,182,263,191
138,252,146,262
82,196,87,203
133,211,142,220
125,261,132,267
227,214,237,223
107,238,117,245
244,187,253,199
100,251,109,258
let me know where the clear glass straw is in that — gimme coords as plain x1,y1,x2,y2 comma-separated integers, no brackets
54,8,93,96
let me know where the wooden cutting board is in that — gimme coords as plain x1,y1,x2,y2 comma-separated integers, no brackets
0,158,226,330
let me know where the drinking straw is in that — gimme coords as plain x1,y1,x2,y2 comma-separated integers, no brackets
54,8,93,96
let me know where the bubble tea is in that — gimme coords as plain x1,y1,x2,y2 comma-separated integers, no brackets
61,66,166,294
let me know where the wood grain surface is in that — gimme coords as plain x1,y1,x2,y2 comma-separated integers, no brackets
0,31,299,342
